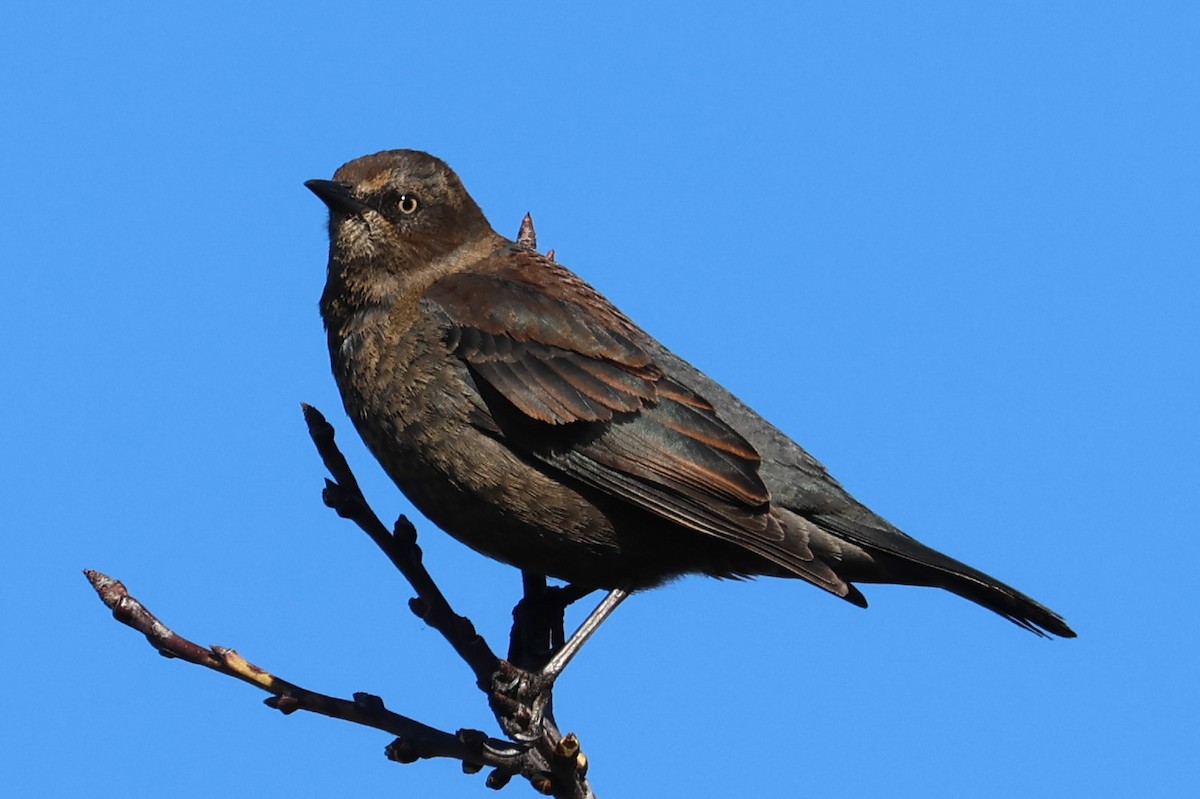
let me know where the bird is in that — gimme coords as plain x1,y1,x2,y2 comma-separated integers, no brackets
305,149,1075,640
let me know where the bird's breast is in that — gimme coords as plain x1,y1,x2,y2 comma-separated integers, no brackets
327,305,627,576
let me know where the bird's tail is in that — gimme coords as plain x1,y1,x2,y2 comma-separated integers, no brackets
809,513,1076,638
916,558,1076,638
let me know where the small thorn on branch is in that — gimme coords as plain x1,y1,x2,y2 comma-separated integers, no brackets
266,694,301,714
354,692,386,711
516,214,556,262
408,596,430,620
386,737,420,764
517,213,537,248
393,516,418,546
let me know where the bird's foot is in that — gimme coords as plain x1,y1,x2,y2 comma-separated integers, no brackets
489,660,555,743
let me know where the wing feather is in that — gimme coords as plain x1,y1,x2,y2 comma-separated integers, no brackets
425,260,780,550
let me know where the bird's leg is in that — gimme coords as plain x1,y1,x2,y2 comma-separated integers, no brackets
492,585,627,742
508,574,603,670
540,588,628,681
508,572,562,671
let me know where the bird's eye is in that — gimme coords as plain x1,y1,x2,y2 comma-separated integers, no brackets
397,194,420,215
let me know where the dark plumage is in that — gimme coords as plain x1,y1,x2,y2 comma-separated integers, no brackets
306,149,1075,638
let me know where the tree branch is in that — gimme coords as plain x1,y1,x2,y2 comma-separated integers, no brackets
301,403,501,689
82,570,533,775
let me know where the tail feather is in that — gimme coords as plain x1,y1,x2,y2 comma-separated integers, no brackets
808,513,1076,638
930,565,1076,638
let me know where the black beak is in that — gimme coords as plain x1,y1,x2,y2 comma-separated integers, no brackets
305,179,367,215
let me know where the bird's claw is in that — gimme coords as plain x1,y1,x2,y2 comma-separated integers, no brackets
490,660,555,742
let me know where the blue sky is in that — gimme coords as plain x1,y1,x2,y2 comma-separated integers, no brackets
4,3,1196,796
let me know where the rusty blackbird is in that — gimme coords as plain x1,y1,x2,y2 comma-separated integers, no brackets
306,149,1074,638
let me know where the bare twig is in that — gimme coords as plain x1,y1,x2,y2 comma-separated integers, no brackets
82,570,531,774
301,403,501,688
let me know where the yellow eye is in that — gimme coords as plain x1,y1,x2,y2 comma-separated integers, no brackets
398,194,420,215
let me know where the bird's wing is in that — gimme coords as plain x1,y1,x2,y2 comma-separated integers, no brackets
422,260,780,546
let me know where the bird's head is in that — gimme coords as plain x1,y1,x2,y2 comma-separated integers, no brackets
306,149,494,273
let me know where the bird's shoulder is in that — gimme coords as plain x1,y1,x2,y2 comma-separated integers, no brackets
419,245,659,425
423,246,649,361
